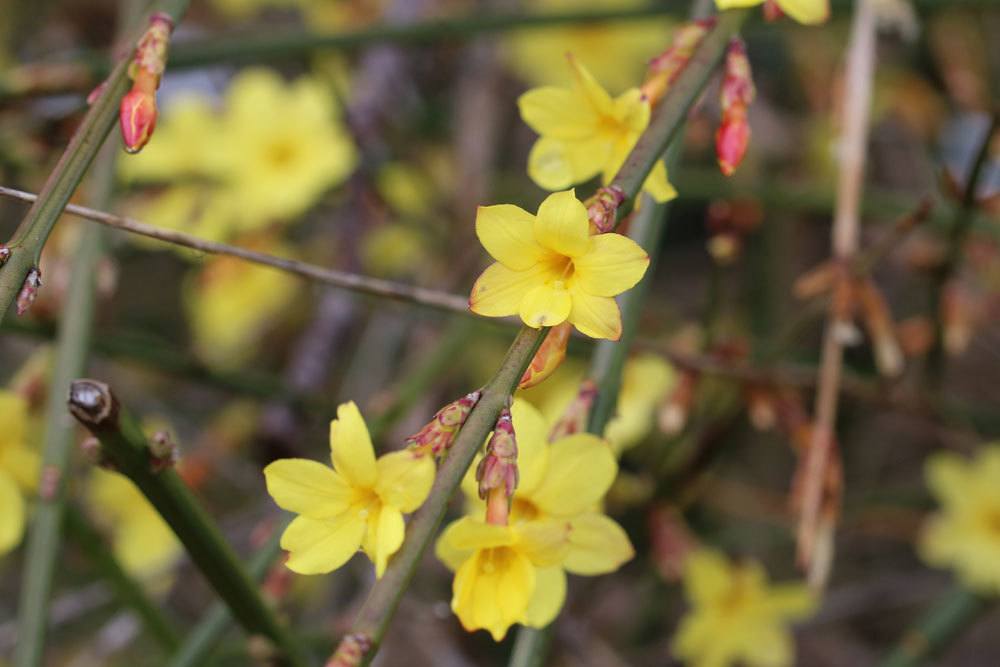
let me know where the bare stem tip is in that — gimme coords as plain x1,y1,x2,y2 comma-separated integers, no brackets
67,379,116,426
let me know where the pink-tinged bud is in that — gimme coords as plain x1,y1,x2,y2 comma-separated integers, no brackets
584,185,626,234
476,407,518,523
15,267,42,316
941,281,973,356
548,379,598,442
763,0,785,22
120,12,174,154
641,18,715,106
0,245,10,266
405,390,481,457
856,279,903,377
716,39,756,177
520,323,572,389
327,634,373,667
658,370,698,436
120,83,158,153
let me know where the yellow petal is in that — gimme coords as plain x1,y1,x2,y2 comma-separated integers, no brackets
0,391,27,445
0,472,25,556
925,452,972,509
765,584,817,620
567,288,622,340
442,516,516,551
568,55,614,116
0,442,40,491
683,549,734,604
367,505,405,578
516,519,571,567
263,459,354,518
715,0,764,8
521,566,566,628
452,546,535,642
470,262,549,318
564,513,634,575
115,513,181,579
642,160,678,203
741,627,795,667
518,87,599,140
435,518,474,571
573,233,649,297
329,401,377,488
531,434,617,516
610,89,650,134
534,190,590,257
519,282,572,329
374,450,435,513
778,0,829,24
510,399,549,496
476,204,545,271
281,513,366,575
527,137,578,191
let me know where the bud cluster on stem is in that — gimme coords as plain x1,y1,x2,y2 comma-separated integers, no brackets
548,380,598,442
520,323,572,389
640,18,715,107
476,406,518,526
405,390,481,457
716,39,756,177
120,12,174,153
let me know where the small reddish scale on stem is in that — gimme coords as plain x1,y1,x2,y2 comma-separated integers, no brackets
405,390,481,457
716,39,756,177
15,267,42,316
120,12,174,153
640,18,715,107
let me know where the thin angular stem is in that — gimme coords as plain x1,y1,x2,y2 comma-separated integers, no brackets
878,588,991,667
67,380,310,667
0,0,191,324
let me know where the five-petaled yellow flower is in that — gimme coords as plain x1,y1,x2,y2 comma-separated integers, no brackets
715,0,829,25
0,391,39,556
919,445,1000,593
437,400,634,641
672,549,816,667
469,190,649,340
518,57,676,203
264,402,435,577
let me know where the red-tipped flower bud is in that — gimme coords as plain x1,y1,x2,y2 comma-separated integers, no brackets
520,323,572,389
405,390,481,457
584,185,626,234
120,78,158,153
716,39,756,177
120,12,174,154
640,18,715,106
477,407,518,524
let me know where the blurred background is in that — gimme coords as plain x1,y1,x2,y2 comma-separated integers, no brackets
0,0,998,665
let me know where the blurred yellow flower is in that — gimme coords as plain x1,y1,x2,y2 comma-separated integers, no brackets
0,391,39,556
469,190,649,340
184,239,300,368
438,399,632,639
919,446,1000,593
506,0,673,94
211,0,303,19
376,162,436,220
264,401,435,577
125,186,237,254
673,549,816,667
519,57,676,202
716,0,829,25
119,97,226,183
86,467,181,579
361,224,428,279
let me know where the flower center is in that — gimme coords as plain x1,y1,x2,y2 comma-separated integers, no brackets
510,498,540,522
265,141,297,168
480,546,516,575
543,254,575,285
978,508,1000,537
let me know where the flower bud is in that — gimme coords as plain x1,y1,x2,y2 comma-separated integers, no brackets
120,12,174,154
405,390,481,457
548,379,598,442
119,76,158,153
16,267,42,316
520,322,572,389
716,39,756,177
640,19,715,106
584,185,626,234
476,408,518,523
327,633,373,667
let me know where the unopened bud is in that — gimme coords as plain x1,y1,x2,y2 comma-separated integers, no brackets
659,370,697,436
16,267,42,316
716,39,755,177
119,79,158,153
327,633,374,667
941,281,973,356
149,430,178,472
584,185,626,234
856,279,903,377
640,19,715,106
120,12,174,154
476,408,518,523
405,390,481,456
520,323,572,389
548,380,598,442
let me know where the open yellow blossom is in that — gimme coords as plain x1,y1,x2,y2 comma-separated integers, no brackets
919,446,1000,593
0,391,39,556
716,0,829,25
469,190,649,340
672,549,816,667
518,57,676,203
86,468,181,578
440,400,633,638
264,401,435,577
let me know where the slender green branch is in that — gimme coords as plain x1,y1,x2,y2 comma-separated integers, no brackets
66,380,310,667
878,588,991,667
166,519,288,667
63,505,180,651
0,0,191,324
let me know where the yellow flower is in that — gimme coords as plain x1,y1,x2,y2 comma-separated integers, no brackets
0,391,39,556
439,400,633,639
518,57,676,203
124,186,237,254
505,0,674,94
361,224,428,279
715,0,829,25
211,0,303,19
86,467,182,579
264,402,435,577
469,190,649,340
919,446,1000,593
184,238,300,368
673,549,816,667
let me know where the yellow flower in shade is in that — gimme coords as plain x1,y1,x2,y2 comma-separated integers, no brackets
672,549,816,667
919,446,1000,593
518,57,676,203
469,190,649,340
184,238,299,368
86,468,181,578
0,391,39,556
264,402,435,577
505,0,673,94
220,69,357,230
715,0,829,25
438,400,633,639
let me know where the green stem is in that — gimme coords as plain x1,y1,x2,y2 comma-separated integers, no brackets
166,519,288,667
66,380,309,667
878,588,990,667
13,144,112,667
0,0,190,324
63,505,180,651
